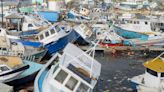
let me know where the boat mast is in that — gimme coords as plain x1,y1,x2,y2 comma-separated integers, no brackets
1,0,3,27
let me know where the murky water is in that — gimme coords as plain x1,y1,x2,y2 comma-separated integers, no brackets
94,51,159,92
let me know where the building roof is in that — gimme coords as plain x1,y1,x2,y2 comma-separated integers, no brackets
5,13,24,19
144,57,164,73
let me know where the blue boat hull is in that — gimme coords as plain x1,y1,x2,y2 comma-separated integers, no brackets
38,70,48,92
45,30,80,56
15,30,87,57
130,81,139,92
113,26,148,39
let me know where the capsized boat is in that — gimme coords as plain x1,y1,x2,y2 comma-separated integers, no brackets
96,28,124,47
66,8,91,23
16,22,92,56
129,52,164,92
0,56,29,83
34,43,101,92
73,23,92,45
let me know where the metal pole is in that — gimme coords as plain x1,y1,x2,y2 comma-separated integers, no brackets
1,0,3,27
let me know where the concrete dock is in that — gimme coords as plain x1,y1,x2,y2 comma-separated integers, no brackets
79,45,164,52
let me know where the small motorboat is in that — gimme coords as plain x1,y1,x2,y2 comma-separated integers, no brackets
129,52,164,92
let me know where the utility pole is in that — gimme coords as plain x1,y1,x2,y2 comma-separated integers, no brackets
1,0,3,27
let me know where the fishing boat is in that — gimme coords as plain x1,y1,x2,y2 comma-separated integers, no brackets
96,28,124,47
114,0,149,11
113,16,162,39
5,13,51,36
0,35,47,62
123,33,164,47
73,23,92,45
66,8,91,22
0,56,29,83
34,43,101,92
16,22,92,56
4,56,43,87
12,22,71,56
129,52,164,92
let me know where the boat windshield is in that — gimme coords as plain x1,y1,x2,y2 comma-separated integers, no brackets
161,73,164,77
55,69,68,84
0,65,10,73
55,25,61,32
76,83,91,92
146,68,158,77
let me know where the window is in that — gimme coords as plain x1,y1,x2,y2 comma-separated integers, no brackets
97,32,101,35
130,21,132,23
55,26,61,32
28,24,33,27
50,29,55,34
39,34,44,40
137,21,139,24
55,69,68,84
146,68,158,77
45,31,49,37
2,48,7,51
65,77,78,91
145,22,148,25
0,66,9,72
76,83,90,92
161,73,164,77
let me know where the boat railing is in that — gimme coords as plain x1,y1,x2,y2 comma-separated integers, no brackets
21,55,35,62
0,50,35,62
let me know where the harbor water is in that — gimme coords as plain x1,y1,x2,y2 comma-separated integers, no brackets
94,51,159,92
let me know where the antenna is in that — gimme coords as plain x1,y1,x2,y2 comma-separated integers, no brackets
1,0,3,28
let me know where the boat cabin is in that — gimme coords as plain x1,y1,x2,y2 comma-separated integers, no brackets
143,53,164,88
37,23,71,45
22,22,39,32
73,24,92,39
119,18,156,33
49,64,94,92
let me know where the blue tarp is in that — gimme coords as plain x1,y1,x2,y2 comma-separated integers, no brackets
38,11,60,22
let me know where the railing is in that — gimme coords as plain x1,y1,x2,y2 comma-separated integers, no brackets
0,50,35,62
